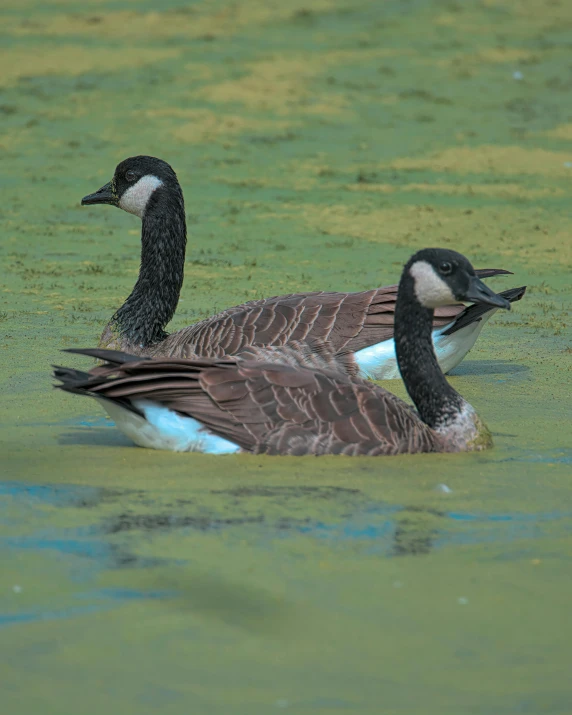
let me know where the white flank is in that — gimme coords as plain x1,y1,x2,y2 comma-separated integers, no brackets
119,175,163,218
355,309,497,380
431,309,497,374
354,338,401,380
97,398,241,454
410,260,456,308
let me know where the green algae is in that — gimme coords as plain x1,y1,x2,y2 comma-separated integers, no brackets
1,0,572,713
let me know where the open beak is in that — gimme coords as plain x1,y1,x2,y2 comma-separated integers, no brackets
81,180,117,207
464,276,511,310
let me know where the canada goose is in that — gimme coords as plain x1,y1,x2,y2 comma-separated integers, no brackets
81,156,525,379
54,248,511,456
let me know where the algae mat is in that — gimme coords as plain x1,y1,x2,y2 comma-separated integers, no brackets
1,0,572,713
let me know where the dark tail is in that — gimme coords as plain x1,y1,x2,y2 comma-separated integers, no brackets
53,365,96,395
54,349,140,392
54,348,143,394
442,286,526,336
53,355,143,416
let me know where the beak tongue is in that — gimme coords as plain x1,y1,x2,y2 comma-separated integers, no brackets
464,276,511,310
81,181,117,206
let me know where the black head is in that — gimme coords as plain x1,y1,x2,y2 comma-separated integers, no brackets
405,248,511,310
81,156,181,218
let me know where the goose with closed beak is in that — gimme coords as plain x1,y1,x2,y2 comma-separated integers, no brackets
82,156,525,378
54,248,511,456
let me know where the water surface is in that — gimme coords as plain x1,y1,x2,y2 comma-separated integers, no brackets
1,1,571,713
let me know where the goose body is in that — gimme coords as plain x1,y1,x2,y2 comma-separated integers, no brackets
81,156,526,378
55,249,512,456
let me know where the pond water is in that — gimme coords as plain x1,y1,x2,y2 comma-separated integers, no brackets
1,0,571,713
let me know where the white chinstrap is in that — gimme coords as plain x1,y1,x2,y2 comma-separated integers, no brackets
410,260,456,308
119,174,163,218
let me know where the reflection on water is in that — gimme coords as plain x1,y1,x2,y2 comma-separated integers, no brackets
0,481,106,507
2,451,571,713
3,478,570,561
3,478,571,631
495,448,572,465
449,360,531,378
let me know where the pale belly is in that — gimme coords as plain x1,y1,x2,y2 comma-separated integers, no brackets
98,398,241,454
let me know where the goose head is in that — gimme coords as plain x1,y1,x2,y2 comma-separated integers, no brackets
406,248,511,311
81,155,181,219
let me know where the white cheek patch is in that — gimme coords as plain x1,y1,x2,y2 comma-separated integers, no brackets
410,260,456,308
119,174,163,218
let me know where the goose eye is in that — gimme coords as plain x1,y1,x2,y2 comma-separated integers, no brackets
125,170,137,182
439,261,453,275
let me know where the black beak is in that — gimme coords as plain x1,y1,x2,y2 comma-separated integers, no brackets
81,181,117,207
464,276,511,310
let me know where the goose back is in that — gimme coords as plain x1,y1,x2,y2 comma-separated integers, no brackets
116,286,465,359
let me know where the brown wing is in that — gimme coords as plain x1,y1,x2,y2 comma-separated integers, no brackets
156,287,464,357
156,274,506,358
237,340,360,377
104,269,512,358
54,348,441,457
157,290,380,357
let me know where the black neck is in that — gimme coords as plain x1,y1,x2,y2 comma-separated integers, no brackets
394,272,464,429
111,185,187,347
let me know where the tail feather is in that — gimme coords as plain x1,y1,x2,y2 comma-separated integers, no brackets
53,363,143,416
442,286,526,336
53,365,93,390
63,348,147,365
